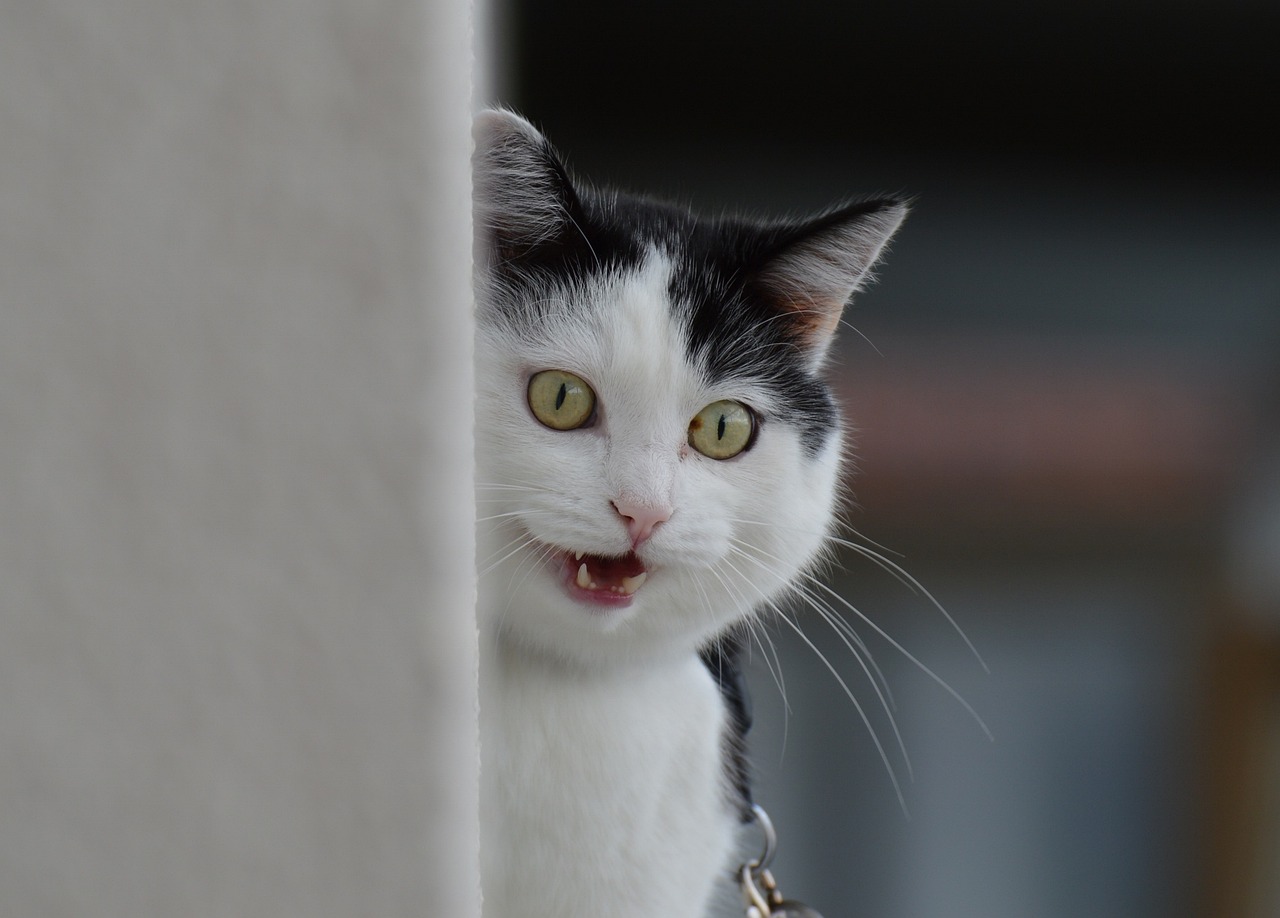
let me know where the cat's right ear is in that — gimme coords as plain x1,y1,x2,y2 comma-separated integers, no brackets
473,109,579,265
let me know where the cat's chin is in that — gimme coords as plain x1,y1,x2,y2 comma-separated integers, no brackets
553,547,650,611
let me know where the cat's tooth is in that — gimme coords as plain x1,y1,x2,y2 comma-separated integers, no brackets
575,550,584,561
576,562,591,589
619,572,647,595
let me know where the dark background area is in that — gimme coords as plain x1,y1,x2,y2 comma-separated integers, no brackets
498,0,1280,341
511,0,1279,175
484,3,1280,915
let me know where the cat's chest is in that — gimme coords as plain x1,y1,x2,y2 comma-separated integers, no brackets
481,645,737,917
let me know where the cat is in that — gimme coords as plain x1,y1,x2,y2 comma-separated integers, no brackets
473,108,907,918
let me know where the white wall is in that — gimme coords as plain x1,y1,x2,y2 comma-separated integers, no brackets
0,2,478,914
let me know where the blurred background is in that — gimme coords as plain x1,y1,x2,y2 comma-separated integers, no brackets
481,1,1280,916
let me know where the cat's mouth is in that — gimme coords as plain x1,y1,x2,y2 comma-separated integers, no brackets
556,549,649,608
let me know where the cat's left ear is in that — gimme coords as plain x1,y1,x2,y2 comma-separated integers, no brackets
472,108,581,267
753,198,908,368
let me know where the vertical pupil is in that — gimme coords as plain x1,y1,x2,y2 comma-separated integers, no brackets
717,414,726,440
555,382,567,411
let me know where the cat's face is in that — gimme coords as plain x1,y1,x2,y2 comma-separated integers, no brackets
473,110,905,667
476,254,843,665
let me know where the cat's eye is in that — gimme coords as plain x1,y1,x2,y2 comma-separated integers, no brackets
688,400,755,460
527,370,597,430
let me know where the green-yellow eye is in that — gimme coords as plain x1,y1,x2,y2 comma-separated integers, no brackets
688,400,754,459
528,370,596,430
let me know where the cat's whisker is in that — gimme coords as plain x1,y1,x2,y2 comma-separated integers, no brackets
478,532,542,578
771,602,910,818
703,562,790,721
810,592,899,713
724,515,987,673
834,316,885,358
475,509,544,524
715,547,906,796
701,561,757,647
707,556,797,753
811,602,901,718
525,305,583,329
726,541,912,783
770,570,901,720
725,515,905,560
478,529,530,562
726,534,897,706
745,615,790,719
476,481,555,493
808,576,993,741
724,531,988,739
824,536,989,674
746,617,793,755
829,517,908,560
503,540,558,612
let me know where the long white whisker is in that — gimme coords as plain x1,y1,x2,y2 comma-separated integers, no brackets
812,588,899,712
787,577,903,734
835,316,885,358
826,537,989,674
476,509,546,524
724,515,987,673
828,520,906,560
724,515,905,561
503,540,557,611
727,543,911,781
748,615,789,719
715,550,910,807
774,608,910,818
478,532,541,578
692,566,781,708
808,602,911,778
727,536,898,710
811,577,993,740
702,560,793,750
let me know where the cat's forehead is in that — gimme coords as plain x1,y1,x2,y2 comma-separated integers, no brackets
524,248,710,398
485,228,841,456
500,241,815,417
588,251,685,369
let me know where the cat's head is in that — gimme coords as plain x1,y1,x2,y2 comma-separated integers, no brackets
474,109,906,668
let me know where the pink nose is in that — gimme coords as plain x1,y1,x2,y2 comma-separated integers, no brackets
612,499,671,549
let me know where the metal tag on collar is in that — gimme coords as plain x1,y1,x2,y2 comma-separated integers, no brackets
738,805,826,918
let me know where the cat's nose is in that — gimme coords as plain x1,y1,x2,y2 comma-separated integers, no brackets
611,499,671,549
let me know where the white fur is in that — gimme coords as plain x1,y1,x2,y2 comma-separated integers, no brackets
477,248,842,918
480,645,732,917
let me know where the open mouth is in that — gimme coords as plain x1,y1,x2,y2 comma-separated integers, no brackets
557,549,649,608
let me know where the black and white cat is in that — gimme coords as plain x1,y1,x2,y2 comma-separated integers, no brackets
474,109,906,918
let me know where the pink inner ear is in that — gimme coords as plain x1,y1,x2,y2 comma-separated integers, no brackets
755,246,862,357
780,293,843,346
753,199,909,359
759,288,844,360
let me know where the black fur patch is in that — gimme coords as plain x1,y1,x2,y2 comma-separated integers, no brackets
489,183,842,457
666,218,840,457
698,628,755,822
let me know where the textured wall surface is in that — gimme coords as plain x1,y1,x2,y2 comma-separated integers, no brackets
0,2,477,914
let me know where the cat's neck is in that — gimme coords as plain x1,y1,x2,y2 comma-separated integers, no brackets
484,619,701,683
